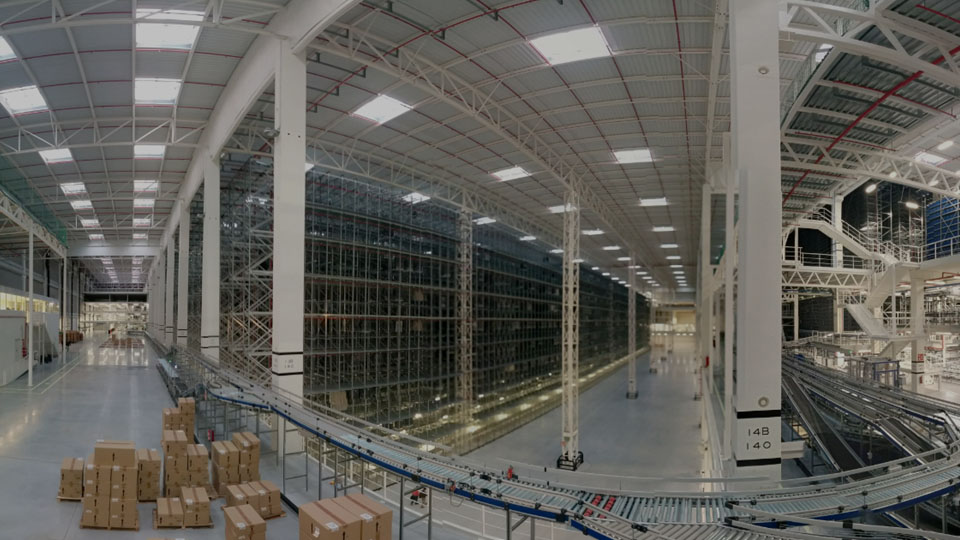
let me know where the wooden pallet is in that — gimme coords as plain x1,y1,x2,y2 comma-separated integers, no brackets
79,517,139,531
56,495,82,502
152,509,214,529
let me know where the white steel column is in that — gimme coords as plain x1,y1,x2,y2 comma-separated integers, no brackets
626,257,638,399
793,295,800,342
910,278,925,392
177,207,190,346
698,186,714,390
559,189,582,469
165,241,175,346
27,232,33,387
731,0,781,480
722,135,735,462
456,206,475,444
201,156,221,362
157,253,167,341
61,258,67,362
833,195,844,268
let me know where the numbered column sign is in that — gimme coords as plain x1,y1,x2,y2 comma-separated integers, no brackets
735,416,780,464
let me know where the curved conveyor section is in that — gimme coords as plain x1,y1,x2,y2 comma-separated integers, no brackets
162,342,960,540
782,374,864,472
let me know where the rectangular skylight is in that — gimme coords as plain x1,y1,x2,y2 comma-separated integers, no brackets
602,272,610,276
133,217,152,227
70,200,93,211
529,26,610,66
136,9,203,50
134,144,165,159
666,255,681,260
134,179,158,193
573,258,585,263
639,197,668,207
0,37,15,61
602,245,621,251
474,217,496,225
616,256,630,261
653,226,675,232
133,233,148,240
915,151,947,166
814,44,834,64
614,148,653,164
135,78,182,105
547,203,577,214
305,162,315,173
133,198,155,209
88,233,104,241
401,192,430,204
582,229,604,236
39,148,73,164
670,264,683,268
492,166,530,182
80,218,100,228
60,182,86,195
661,243,679,249
519,235,537,242
549,248,563,254
0,86,48,115
353,95,411,124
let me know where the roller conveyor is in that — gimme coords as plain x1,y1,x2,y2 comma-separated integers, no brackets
782,374,865,473
163,342,960,540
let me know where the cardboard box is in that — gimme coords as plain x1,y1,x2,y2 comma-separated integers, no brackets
161,430,188,455
225,504,266,540
212,440,240,467
93,440,136,467
316,499,362,540
164,453,188,472
330,497,377,540
156,497,183,528
96,466,111,495
59,457,84,498
137,449,161,476
122,500,138,528
239,483,260,515
181,486,211,527
346,493,393,540
162,407,180,429
225,484,247,508
187,444,208,471
178,396,196,412
188,470,210,487
251,480,281,517
300,501,344,540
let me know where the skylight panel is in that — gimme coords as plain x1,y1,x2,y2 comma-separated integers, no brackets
915,151,947,166
133,233,148,240
653,226,675,232
661,243,679,249
0,86,48,115
519,235,536,242
133,217,152,227
88,234,104,241
135,78,182,105
40,148,73,164
617,256,630,261
60,182,86,195
474,217,496,225
133,198,155,209
492,166,530,182
614,148,653,164
401,192,430,204
80,218,100,228
70,200,93,211
547,203,577,214
602,245,621,251
134,179,158,193
814,44,833,64
305,163,315,173
0,37,15,61
529,26,611,66
549,248,563,254
136,9,203,50
638,197,668,207
582,229,604,236
134,144,165,159
353,95,412,124
666,255,681,260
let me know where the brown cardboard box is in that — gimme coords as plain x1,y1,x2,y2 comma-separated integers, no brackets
186,444,208,471
225,504,266,540
225,484,247,508
188,470,210,487
178,397,196,412
93,440,137,466
300,501,344,540
95,466,111,495
238,463,256,482
316,499,362,540
212,440,240,467
137,449,161,477
181,486,211,527
346,494,393,540
122,500,138,528
252,480,282,517
164,453,188,472
59,457,84,498
81,494,108,527
109,498,124,528
212,461,241,493
161,430,188,455
330,497,377,540
156,497,183,528
161,407,180,429
239,484,260,515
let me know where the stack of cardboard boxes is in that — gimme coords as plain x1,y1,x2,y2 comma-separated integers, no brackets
154,497,183,528
162,430,189,496
187,443,212,491
298,494,391,540
224,480,283,518
161,397,195,434
211,440,241,495
136,448,162,501
58,457,84,499
180,486,212,527
81,441,139,530
232,432,261,482
225,504,266,540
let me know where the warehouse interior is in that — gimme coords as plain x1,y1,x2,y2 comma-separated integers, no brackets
5,0,960,539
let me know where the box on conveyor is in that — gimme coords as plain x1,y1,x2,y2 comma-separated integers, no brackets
155,497,184,528
137,448,162,501
161,430,189,456
180,486,211,527
59,457,84,498
345,494,392,540
93,440,137,467
225,504,266,540
299,501,344,540
330,497,378,540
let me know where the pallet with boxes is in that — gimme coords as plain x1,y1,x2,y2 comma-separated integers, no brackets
299,494,392,540
225,503,267,540
153,486,212,528
137,448,162,501
223,480,283,519
161,429,199,496
80,440,140,530
162,397,196,434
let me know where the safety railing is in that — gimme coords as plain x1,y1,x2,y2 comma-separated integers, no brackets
783,246,866,269
801,208,919,263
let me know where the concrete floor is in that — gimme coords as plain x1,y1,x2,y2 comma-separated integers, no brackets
467,337,705,485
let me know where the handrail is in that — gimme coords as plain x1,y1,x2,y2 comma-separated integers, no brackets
727,504,960,540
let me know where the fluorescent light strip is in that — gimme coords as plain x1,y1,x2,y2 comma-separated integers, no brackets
547,203,576,214
60,182,86,195
474,217,495,225
401,192,430,204
519,235,536,242
653,226,675,232
582,229,604,236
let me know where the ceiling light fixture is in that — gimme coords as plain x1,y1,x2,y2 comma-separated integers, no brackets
80,218,100,228
617,256,630,261
401,192,430,204
915,151,947,166
529,26,611,66
938,140,955,151
904,201,919,210
133,198,155,209
134,179,158,193
547,203,577,214
602,245,621,251
474,217,496,225
865,184,877,194
491,166,530,182
582,229,604,236
88,234,104,241
550,248,563,254
0,85,48,115
653,226,675,232
133,233,148,240
661,243,678,249
666,255,681,260
353,95,412,124
133,217,152,227
519,235,536,242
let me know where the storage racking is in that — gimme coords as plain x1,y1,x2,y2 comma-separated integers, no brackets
925,197,960,260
